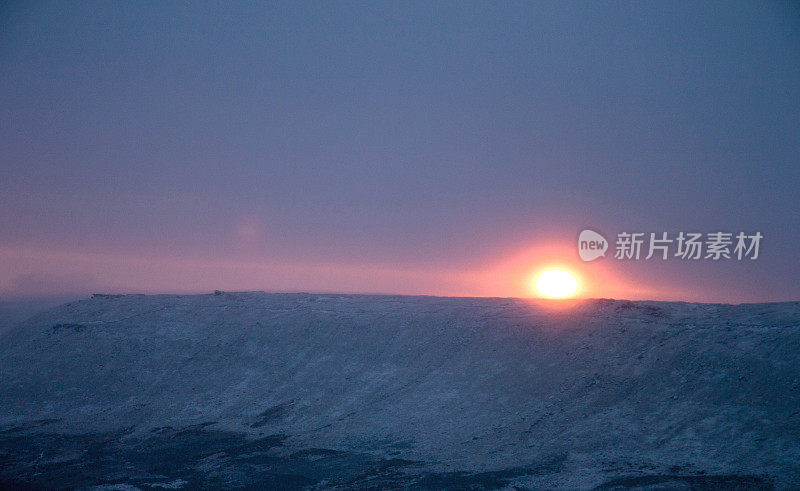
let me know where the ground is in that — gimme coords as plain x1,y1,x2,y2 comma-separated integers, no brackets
0,293,798,489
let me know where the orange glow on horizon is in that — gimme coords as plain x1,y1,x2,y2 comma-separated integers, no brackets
1,241,687,302
476,240,668,301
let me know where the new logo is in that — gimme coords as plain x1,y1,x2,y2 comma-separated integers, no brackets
578,229,608,261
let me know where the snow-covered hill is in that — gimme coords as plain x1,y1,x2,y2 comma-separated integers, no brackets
1,293,798,489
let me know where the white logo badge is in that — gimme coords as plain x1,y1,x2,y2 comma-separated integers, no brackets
579,229,608,261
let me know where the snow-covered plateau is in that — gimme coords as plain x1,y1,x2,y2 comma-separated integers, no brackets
1,292,798,489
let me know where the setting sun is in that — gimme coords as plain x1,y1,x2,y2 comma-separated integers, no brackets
534,269,579,298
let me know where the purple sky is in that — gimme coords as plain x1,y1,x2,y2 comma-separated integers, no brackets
1,1,799,302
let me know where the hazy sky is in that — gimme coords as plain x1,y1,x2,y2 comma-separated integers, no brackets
1,1,799,302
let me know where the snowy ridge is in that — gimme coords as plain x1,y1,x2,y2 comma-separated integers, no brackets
1,293,798,489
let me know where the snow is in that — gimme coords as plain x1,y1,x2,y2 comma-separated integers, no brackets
1,292,798,488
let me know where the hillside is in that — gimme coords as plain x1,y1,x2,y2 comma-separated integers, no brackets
1,293,798,489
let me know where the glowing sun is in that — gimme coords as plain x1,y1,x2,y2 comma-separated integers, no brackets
534,269,579,298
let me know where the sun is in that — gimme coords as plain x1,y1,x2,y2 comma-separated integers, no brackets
534,269,579,298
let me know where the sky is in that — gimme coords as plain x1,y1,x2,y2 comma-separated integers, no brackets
1,1,799,303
